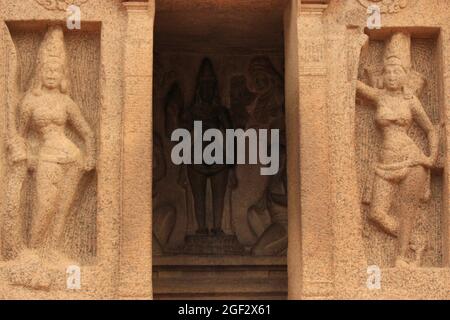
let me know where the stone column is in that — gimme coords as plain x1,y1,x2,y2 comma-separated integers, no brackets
287,0,334,299
119,0,155,299
284,0,302,300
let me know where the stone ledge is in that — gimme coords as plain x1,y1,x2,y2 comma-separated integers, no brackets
154,255,287,266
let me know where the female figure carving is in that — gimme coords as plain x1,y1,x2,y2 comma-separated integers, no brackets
6,26,95,261
356,33,438,267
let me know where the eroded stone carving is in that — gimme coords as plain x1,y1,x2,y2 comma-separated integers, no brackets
248,145,287,256
35,0,89,11
356,32,438,268
182,58,235,237
152,54,286,256
244,57,285,130
153,132,176,255
3,25,95,289
243,56,287,256
357,0,410,14
178,58,244,254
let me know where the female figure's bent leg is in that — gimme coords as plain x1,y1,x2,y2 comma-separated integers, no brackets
30,161,63,249
397,166,428,265
370,175,398,236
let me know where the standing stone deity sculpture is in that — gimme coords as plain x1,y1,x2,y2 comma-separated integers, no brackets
181,58,235,236
356,32,438,267
3,25,95,285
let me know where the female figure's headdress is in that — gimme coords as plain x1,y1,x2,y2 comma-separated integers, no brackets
383,32,425,96
31,25,70,95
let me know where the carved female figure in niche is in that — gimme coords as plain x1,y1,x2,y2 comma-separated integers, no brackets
182,58,235,236
356,33,438,267
7,26,95,261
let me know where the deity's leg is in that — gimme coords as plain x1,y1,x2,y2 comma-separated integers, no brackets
211,169,228,233
30,161,62,249
50,163,83,251
397,166,428,265
187,167,207,234
369,175,398,237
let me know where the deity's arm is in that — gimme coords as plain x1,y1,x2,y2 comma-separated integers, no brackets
411,97,439,164
67,101,96,162
7,98,32,163
356,80,380,104
16,99,32,138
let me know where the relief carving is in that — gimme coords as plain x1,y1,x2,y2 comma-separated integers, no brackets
356,32,439,267
2,25,96,289
357,0,411,14
167,59,244,255
243,56,287,255
35,0,89,11
153,133,176,255
153,54,285,256
182,58,235,237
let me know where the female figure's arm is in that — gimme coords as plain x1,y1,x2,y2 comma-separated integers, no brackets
411,98,439,166
356,80,380,104
67,101,96,171
8,99,32,163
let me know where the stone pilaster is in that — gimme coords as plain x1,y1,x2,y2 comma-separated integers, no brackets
119,0,155,299
286,0,334,299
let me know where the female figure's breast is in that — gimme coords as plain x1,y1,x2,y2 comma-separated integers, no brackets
32,97,81,164
376,96,422,164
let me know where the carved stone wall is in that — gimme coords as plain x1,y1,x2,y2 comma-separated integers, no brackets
0,0,449,301
0,0,131,299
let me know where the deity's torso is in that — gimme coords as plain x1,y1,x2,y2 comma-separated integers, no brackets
25,92,81,164
187,102,231,175
375,92,424,165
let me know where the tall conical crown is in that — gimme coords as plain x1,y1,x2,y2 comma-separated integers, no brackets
384,32,411,71
37,25,67,67
197,58,216,81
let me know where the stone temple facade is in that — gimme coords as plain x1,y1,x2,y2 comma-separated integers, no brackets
0,0,449,299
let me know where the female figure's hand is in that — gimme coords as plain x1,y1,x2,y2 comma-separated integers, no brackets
84,155,96,171
8,135,27,163
410,155,435,168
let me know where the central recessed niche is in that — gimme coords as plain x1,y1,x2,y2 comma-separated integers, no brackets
152,0,288,299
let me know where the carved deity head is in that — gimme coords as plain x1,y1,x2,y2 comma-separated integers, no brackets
382,32,411,92
31,25,69,96
195,58,218,104
383,56,408,91
247,56,282,95
191,58,222,115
